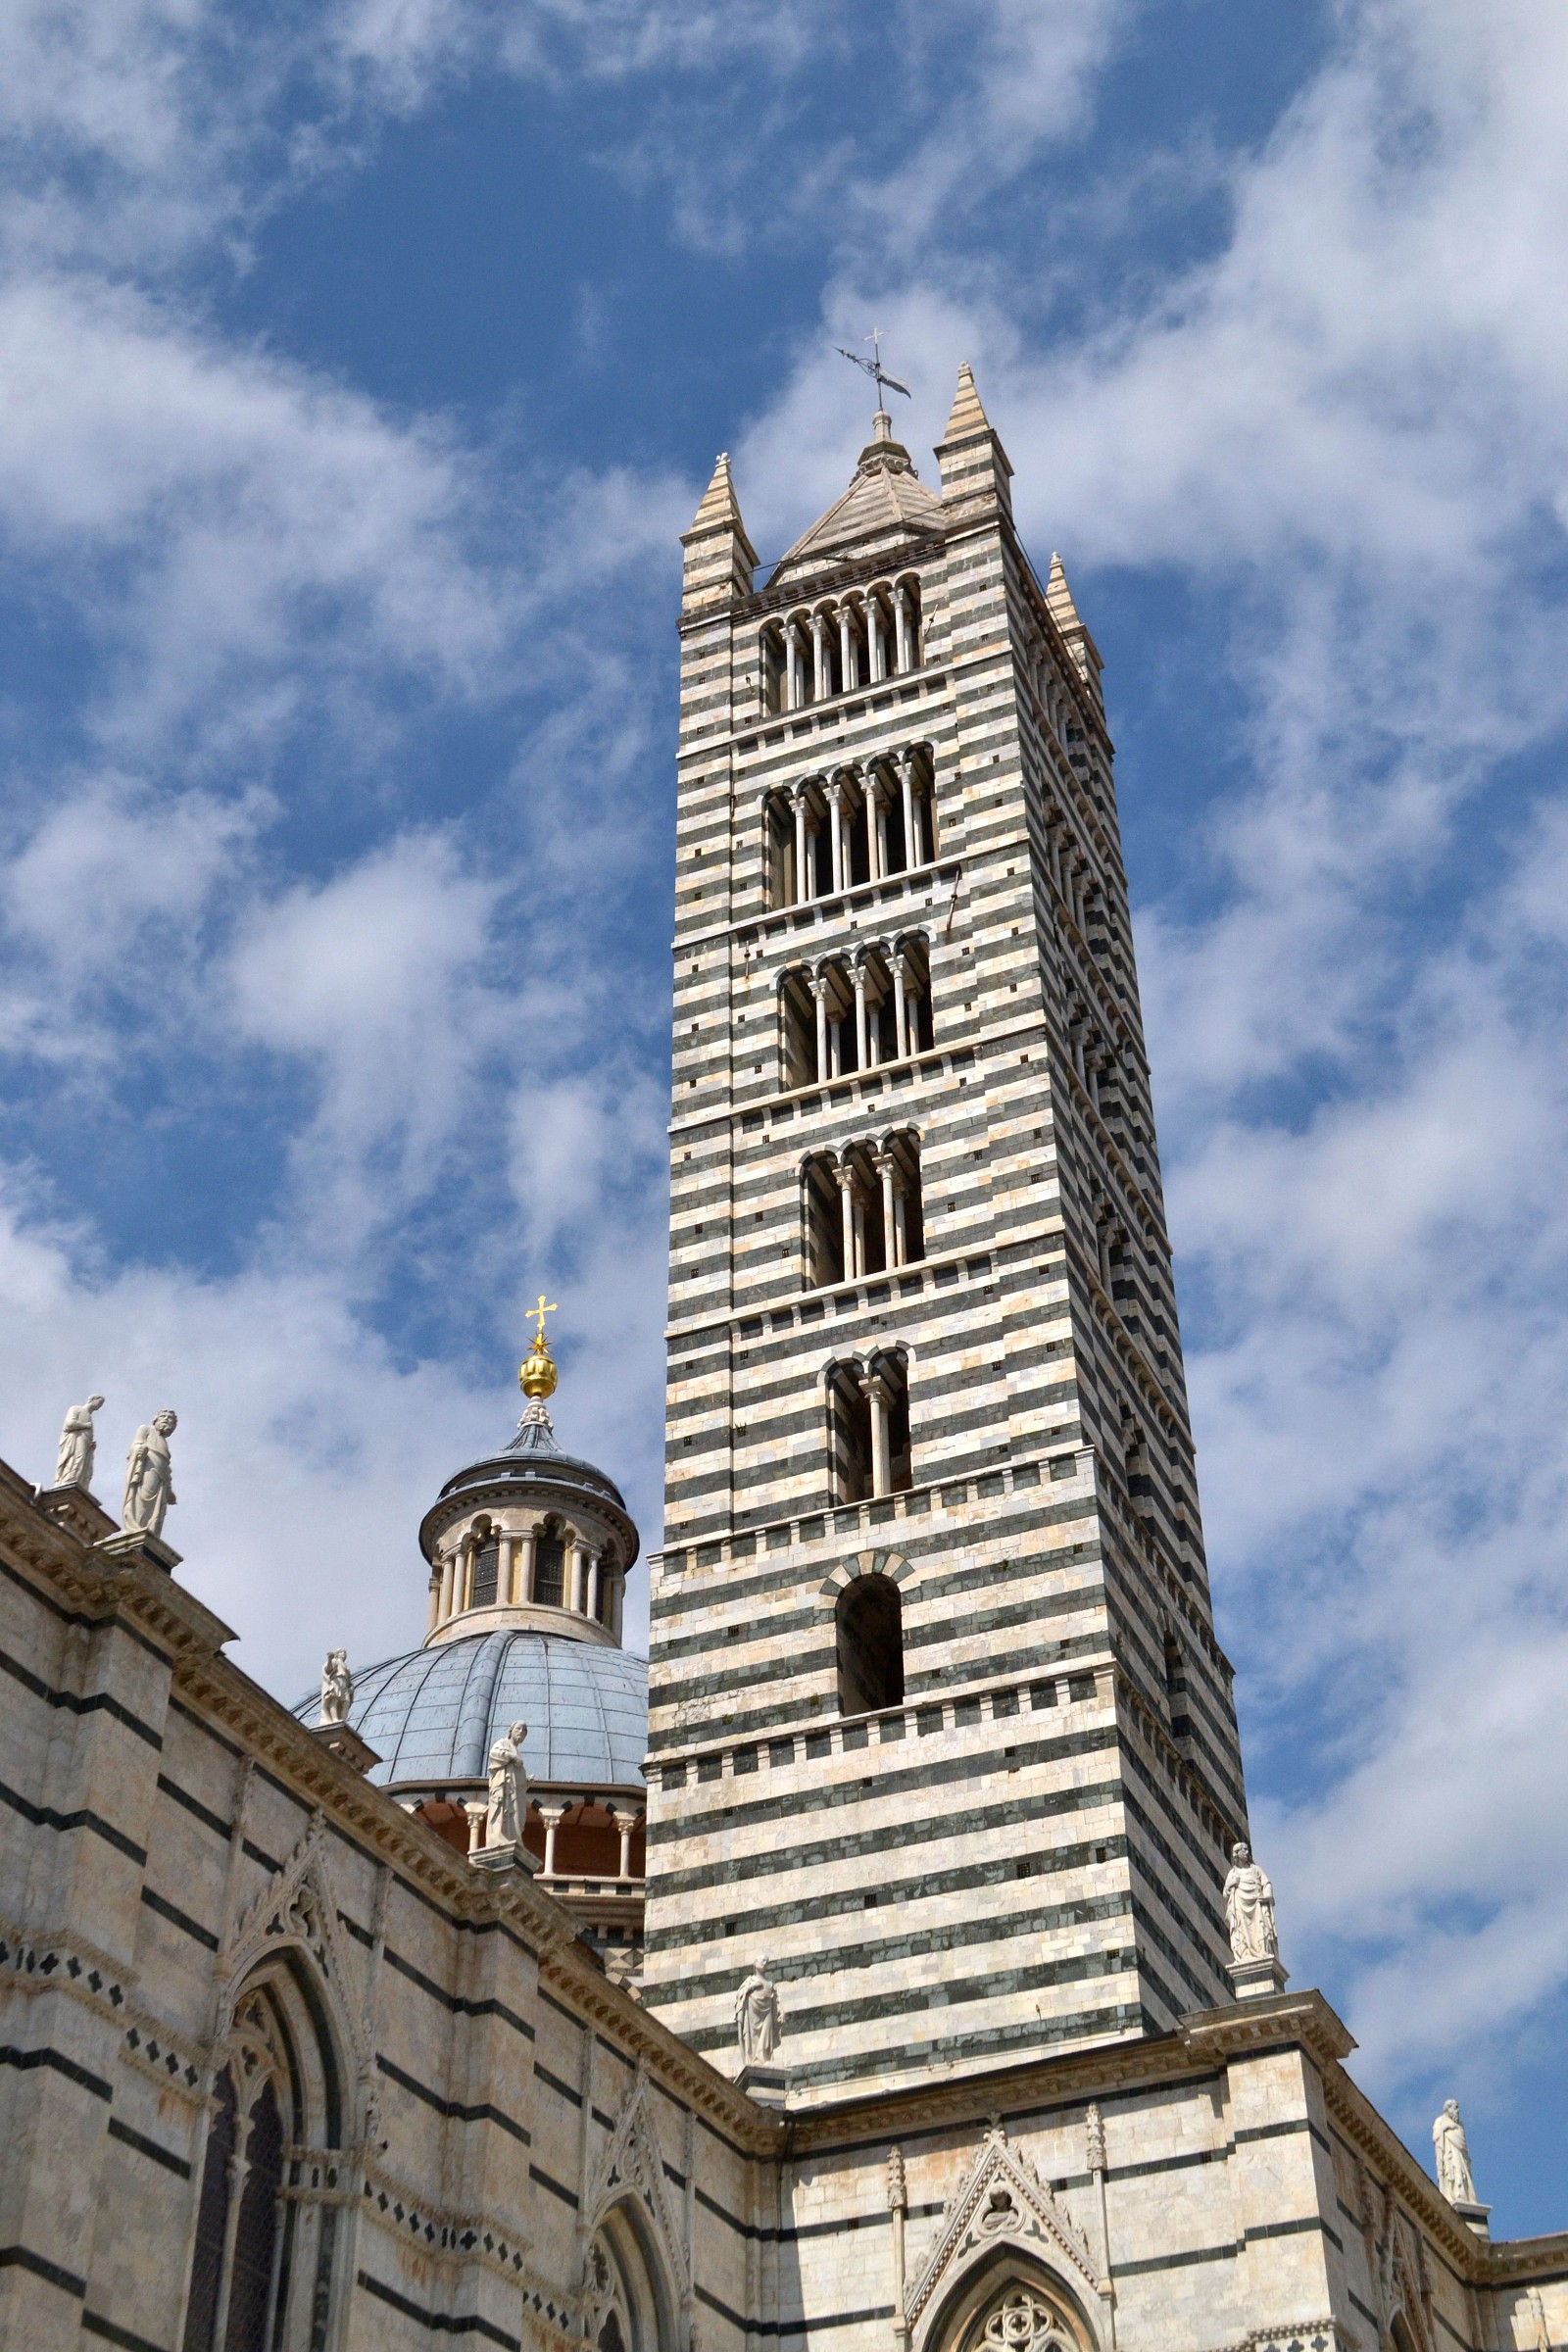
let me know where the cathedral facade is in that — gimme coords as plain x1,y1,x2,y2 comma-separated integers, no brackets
0,370,1562,2352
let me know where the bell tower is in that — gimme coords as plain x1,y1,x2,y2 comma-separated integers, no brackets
641,368,1250,2105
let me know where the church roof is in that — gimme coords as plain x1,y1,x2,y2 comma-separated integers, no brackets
293,1628,648,1791
767,411,942,590
429,1397,630,1522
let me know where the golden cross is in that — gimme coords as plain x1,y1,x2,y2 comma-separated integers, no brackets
531,1295,559,1351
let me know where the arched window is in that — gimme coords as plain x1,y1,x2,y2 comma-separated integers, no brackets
763,792,795,906
533,1526,565,1607
803,1135,923,1289
825,1362,872,1503
826,1350,910,1502
836,1576,904,1715
183,1980,313,2352
471,1523,500,1608
960,2279,1088,2352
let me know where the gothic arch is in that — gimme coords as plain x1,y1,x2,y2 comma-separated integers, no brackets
582,2065,691,2352
906,2125,1105,2352
183,1953,347,2352
922,2252,1101,2352
586,2199,683,2352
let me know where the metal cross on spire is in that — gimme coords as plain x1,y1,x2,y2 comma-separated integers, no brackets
836,326,911,402
531,1294,559,1352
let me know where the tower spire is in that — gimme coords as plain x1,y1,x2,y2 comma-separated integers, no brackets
680,452,757,612
936,359,1013,520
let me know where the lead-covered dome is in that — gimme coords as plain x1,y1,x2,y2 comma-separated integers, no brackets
312,1629,647,1792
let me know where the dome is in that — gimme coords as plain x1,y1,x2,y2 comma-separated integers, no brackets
296,1629,648,1791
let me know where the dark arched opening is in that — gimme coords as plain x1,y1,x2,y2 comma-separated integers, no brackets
837,1578,904,1716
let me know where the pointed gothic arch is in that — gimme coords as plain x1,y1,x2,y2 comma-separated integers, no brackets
183,1953,347,2352
581,2064,691,2352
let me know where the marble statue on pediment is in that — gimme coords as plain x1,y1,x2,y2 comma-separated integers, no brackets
1433,2101,1477,2205
319,1650,353,1727
736,1960,781,2066
55,1396,105,1490
485,1719,529,1848
1223,1840,1279,1962
122,1409,177,1538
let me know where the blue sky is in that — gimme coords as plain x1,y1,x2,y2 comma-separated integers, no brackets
4,0,1568,2231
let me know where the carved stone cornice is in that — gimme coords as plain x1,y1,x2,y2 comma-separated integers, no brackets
1178,1988,1356,2072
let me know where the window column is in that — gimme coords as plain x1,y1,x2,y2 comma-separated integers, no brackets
892,953,909,1059
862,1374,891,1496
793,788,811,904
811,973,830,1083
499,1532,516,1604
587,1551,602,1621
811,612,830,702
853,960,870,1070
426,1574,441,1635
439,1548,457,1622
785,621,803,710
836,1164,857,1283
826,778,847,894
899,749,920,867
570,1540,590,1614
875,1151,900,1266
894,584,913,673
839,604,858,692
518,1527,537,1602
867,596,885,683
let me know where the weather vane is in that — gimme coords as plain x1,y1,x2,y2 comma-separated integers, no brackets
531,1294,558,1352
836,326,911,403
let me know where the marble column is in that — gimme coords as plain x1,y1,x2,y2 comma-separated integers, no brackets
811,612,830,702
538,1804,568,1877
853,963,869,1071
863,1377,890,1495
894,585,912,673
839,605,858,693
827,780,847,895
893,954,909,1059
499,1532,517,1605
811,975,830,1084
793,791,810,904
439,1549,457,1622
875,1152,898,1265
614,1810,644,1880
836,1166,857,1282
899,750,919,869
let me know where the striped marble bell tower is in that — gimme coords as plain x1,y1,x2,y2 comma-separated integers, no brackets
640,366,1251,2107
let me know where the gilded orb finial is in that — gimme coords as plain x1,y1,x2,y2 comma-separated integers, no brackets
519,1296,560,1400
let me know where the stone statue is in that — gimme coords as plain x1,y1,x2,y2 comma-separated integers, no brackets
735,1959,782,2067
485,1719,529,1848
54,1396,105,1490
319,1649,353,1726
1223,1840,1279,1962
122,1409,177,1538
1433,2100,1477,2205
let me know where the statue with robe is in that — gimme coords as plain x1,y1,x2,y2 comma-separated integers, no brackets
1433,2100,1477,2205
319,1649,353,1726
122,1409,177,1538
54,1396,105,1490
485,1719,529,1848
735,1960,782,2067
1223,1839,1279,1962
